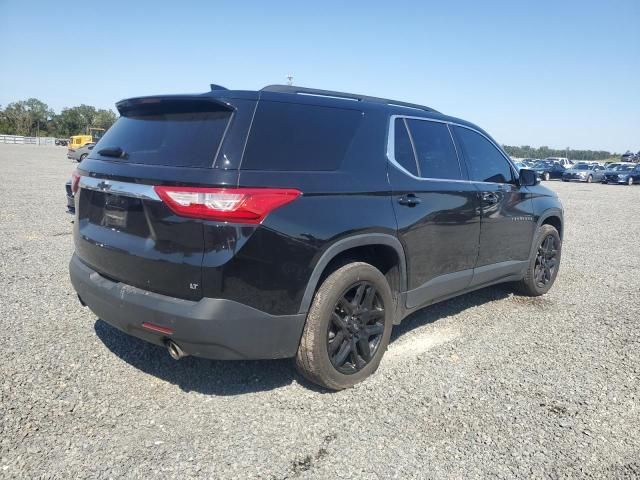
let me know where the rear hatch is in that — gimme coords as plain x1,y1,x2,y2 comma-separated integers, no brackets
73,94,255,300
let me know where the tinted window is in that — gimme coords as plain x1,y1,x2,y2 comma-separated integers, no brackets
91,111,230,167
393,118,419,176
454,127,514,183
406,119,461,180
242,101,362,171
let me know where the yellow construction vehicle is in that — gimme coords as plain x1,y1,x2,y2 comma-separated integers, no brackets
68,128,106,151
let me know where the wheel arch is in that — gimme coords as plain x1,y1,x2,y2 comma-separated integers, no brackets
298,234,407,315
538,209,564,240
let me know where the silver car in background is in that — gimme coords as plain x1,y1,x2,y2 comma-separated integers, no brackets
561,163,606,183
67,143,95,162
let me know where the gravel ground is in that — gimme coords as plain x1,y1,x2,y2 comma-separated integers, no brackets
1,144,639,479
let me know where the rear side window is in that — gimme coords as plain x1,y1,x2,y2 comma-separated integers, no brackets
92,109,231,168
393,118,419,176
454,126,514,183
242,101,362,171
405,119,461,180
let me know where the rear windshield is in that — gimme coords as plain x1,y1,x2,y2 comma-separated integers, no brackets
241,101,362,171
90,110,231,167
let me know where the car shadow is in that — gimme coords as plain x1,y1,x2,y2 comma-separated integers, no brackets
93,319,301,395
94,284,512,396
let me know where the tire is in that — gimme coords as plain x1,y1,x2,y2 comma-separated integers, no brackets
78,153,87,162
586,175,592,183
295,262,394,390
514,224,562,297
562,178,568,182
543,172,550,181
628,177,634,186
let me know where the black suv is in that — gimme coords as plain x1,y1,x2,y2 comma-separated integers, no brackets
69,85,563,390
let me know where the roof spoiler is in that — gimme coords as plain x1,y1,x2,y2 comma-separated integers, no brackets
116,95,235,116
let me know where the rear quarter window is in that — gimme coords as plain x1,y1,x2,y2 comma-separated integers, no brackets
241,101,363,171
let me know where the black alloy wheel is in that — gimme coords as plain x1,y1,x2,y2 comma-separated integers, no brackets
327,281,385,374
534,235,559,288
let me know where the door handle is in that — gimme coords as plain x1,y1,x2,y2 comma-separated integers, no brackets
481,192,499,205
398,193,421,207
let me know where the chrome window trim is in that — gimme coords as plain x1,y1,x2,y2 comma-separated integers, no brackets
386,114,520,185
401,117,421,177
79,176,161,202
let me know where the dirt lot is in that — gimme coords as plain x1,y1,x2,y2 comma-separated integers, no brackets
1,144,639,479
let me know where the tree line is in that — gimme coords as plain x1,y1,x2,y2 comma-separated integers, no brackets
502,145,617,161
0,98,117,138
0,98,626,160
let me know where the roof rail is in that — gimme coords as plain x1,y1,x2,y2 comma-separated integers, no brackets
261,85,439,113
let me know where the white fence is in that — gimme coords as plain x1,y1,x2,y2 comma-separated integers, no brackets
0,135,57,145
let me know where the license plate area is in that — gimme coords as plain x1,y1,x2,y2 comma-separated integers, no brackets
103,194,129,228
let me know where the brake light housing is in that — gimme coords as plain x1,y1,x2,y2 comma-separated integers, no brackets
154,186,302,224
71,170,81,194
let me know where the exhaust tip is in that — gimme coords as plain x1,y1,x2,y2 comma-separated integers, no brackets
166,340,187,360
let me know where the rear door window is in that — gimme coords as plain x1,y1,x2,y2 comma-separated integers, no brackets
405,119,462,180
454,126,514,183
241,101,362,171
91,104,232,168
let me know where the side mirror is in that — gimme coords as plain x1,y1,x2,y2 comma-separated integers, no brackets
519,168,539,187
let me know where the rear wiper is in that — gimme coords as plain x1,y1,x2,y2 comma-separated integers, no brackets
97,146,127,159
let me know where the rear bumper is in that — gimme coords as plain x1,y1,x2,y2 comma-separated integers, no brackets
69,254,306,360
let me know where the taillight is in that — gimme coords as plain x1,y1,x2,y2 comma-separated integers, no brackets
71,170,81,194
153,187,302,224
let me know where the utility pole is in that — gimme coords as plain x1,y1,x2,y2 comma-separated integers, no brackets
286,74,294,86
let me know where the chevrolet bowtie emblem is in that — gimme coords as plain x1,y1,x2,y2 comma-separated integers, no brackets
96,180,111,191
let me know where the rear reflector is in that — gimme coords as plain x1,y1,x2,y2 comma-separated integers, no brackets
154,187,302,224
142,322,174,335
71,170,81,194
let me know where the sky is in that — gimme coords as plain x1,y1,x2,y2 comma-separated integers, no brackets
1,0,638,152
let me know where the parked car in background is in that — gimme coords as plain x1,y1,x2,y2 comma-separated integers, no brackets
67,84,563,390
545,157,574,168
65,181,75,213
603,163,640,185
601,163,628,181
621,151,637,163
67,143,95,162
55,138,69,146
561,163,606,183
513,158,536,168
533,160,565,181
66,171,80,213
